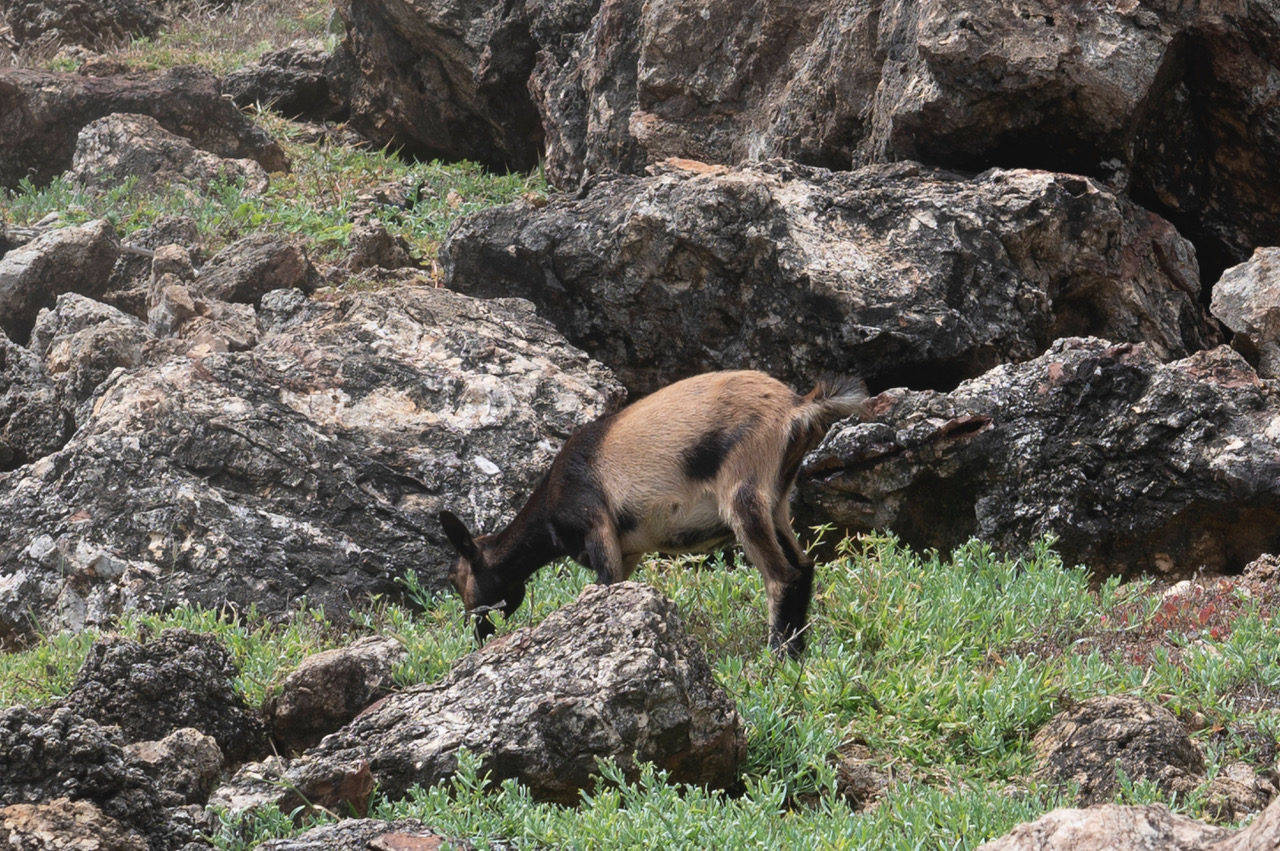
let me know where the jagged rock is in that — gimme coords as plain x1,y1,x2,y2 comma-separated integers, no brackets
444,159,1215,395
0,285,621,644
264,636,406,753
1205,762,1277,824
0,220,120,345
798,339,1280,578
231,583,743,813
103,217,200,320
224,42,349,121
1212,248,1280,379
29,293,152,416
976,803,1230,850
254,819,457,851
0,334,69,472
0,707,178,848
345,220,414,273
146,279,259,356
0,798,147,851
68,113,269,196
3,0,165,49
194,233,318,304
1031,696,1205,805
124,729,224,808
0,66,288,189
208,755,373,817
59,629,267,763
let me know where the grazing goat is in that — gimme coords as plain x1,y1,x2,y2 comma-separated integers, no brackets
438,370,866,656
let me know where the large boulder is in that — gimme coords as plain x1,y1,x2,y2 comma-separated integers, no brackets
58,629,267,762
0,66,288,189
3,0,165,49
1212,248,1280,379
67,113,270,196
0,219,120,345
123,729,224,808
444,159,1215,395
1031,696,1205,805
798,338,1280,578
0,285,621,644
219,583,744,812
0,334,69,472
223,42,350,121
193,232,318,305
0,707,177,848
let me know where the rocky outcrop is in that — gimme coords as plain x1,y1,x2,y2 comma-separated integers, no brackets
3,0,165,49
264,636,406,753
193,233,317,305
0,798,148,851
123,729,224,808
1032,696,1205,805
0,707,176,848
1212,248,1280,379
223,42,349,121
976,803,1230,851
219,583,743,813
0,220,120,345
798,338,1280,578
444,159,1215,395
59,629,267,762
67,113,270,195
0,334,69,472
0,66,288,189
0,285,621,644
255,819,457,851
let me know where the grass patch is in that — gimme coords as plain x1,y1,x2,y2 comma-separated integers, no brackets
7,536,1279,848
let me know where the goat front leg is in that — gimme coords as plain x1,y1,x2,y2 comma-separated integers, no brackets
584,518,625,585
729,483,807,657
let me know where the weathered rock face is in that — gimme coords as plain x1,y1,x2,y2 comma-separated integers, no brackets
444,159,1215,395
255,819,456,851
3,0,165,49
975,803,1230,851
59,629,267,762
0,66,288,189
1212,248,1280,379
0,707,174,848
123,729,224,808
0,220,120,345
1032,696,1204,805
264,636,406,753
798,338,1280,578
223,42,349,121
67,113,270,196
228,583,744,812
193,233,317,305
0,285,621,644
0,334,69,473
0,798,148,851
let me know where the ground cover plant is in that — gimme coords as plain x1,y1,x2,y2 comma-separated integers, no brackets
5,535,1277,849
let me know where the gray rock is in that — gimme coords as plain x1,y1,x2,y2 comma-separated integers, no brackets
59,629,266,762
976,803,1230,851
444,159,1215,396
193,232,317,304
124,729,224,808
253,819,457,851
0,798,148,851
0,66,288,190
103,217,199,320
798,338,1280,579
0,333,69,472
3,0,165,49
0,707,179,849
1204,762,1277,824
1212,248,1280,379
0,285,621,644
223,42,348,121
0,220,120,345
1032,696,1205,805
68,113,269,196
264,636,407,753
227,583,743,813
345,220,414,273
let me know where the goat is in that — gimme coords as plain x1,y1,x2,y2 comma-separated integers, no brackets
438,370,866,657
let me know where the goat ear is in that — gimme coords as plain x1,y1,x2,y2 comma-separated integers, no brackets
438,510,480,562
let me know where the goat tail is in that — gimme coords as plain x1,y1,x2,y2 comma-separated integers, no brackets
795,374,868,432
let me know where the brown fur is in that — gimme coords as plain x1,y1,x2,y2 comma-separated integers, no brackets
439,369,865,655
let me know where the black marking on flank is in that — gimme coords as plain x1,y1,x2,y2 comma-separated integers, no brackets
682,421,753,482
616,507,638,535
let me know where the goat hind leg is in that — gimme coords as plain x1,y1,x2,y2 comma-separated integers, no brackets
730,485,806,657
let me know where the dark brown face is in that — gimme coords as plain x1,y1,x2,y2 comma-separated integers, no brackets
447,553,479,613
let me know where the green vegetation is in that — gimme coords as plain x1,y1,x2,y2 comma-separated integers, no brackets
6,535,1278,849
